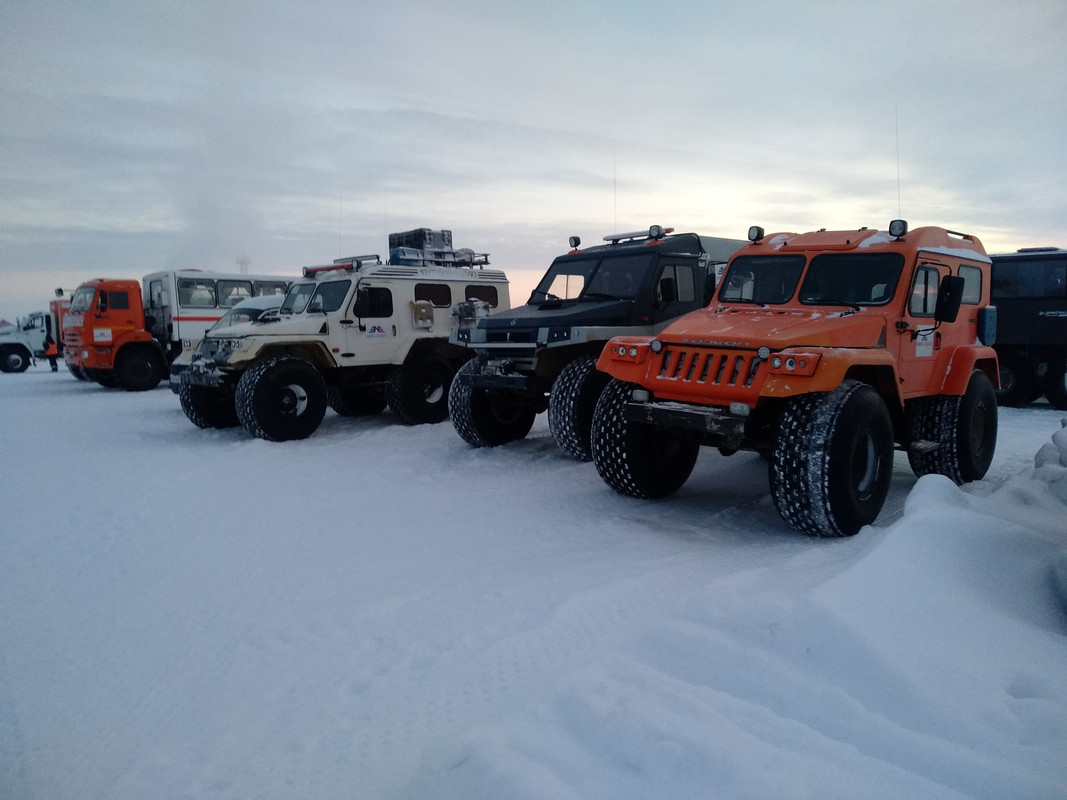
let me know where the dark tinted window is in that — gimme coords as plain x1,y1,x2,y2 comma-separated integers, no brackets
465,285,499,306
107,291,130,311
415,283,452,307
992,256,1067,298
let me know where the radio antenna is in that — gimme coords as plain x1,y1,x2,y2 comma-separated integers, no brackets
895,103,902,218
613,151,618,232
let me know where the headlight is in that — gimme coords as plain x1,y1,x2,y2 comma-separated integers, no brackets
767,351,821,376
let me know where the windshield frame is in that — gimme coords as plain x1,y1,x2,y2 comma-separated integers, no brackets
529,252,656,303
798,252,906,308
718,255,806,305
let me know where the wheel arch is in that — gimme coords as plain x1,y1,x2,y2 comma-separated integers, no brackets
941,346,1000,394
255,342,335,371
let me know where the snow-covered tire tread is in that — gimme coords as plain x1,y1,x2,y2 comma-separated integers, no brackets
548,355,611,462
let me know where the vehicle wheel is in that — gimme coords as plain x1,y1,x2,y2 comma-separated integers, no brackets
179,383,239,429
388,356,455,425
995,354,1037,406
115,346,165,391
907,369,997,484
1,346,31,373
328,385,387,417
771,380,894,537
90,368,119,388
448,359,536,447
1043,357,1067,410
67,363,90,381
235,356,328,441
548,355,612,462
591,378,699,499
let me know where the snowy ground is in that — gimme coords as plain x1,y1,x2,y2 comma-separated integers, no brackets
1,367,1065,800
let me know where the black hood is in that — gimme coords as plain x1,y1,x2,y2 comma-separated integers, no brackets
479,298,634,330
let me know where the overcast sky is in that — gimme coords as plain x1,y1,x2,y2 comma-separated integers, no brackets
2,0,1065,321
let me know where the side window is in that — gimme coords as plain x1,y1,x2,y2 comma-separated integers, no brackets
217,280,253,308
464,285,499,307
254,281,288,297
360,287,393,318
909,266,941,317
107,291,130,311
958,264,983,304
177,279,217,308
149,279,165,310
658,264,696,303
415,283,452,307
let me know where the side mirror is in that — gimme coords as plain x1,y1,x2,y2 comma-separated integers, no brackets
934,275,965,323
97,292,109,313
977,305,997,346
353,288,369,317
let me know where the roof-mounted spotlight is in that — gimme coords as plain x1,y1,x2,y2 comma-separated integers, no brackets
888,219,908,239
748,226,765,243
568,235,581,250
648,225,670,240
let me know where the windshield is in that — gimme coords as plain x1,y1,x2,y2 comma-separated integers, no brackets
718,255,806,305
529,253,654,303
69,286,96,313
798,253,905,307
281,279,351,314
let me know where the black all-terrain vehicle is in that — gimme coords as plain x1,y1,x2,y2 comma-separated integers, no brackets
990,247,1067,409
448,225,745,460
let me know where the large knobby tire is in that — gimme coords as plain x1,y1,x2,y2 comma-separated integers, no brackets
448,359,536,447
995,354,1038,407
235,356,328,441
771,380,894,537
388,357,455,425
328,385,387,417
548,355,612,462
1,346,31,373
116,345,165,391
591,378,699,499
1043,357,1067,410
907,369,998,484
179,383,240,429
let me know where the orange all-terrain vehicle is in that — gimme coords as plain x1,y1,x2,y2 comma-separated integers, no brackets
590,220,1000,537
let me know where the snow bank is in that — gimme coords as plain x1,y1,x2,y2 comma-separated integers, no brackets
404,422,1067,800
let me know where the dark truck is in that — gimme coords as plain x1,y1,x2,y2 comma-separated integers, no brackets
989,247,1067,409
448,225,745,460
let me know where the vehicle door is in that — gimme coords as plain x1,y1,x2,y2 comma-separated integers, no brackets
343,281,405,365
897,259,954,397
92,287,139,346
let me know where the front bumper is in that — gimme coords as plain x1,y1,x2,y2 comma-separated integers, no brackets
624,400,748,449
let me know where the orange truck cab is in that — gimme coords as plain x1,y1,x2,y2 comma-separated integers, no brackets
63,279,161,390
590,220,999,537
